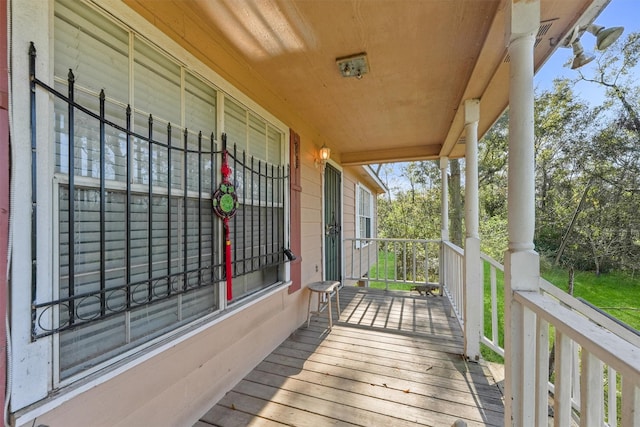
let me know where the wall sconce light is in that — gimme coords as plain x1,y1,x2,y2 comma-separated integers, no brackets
315,143,331,170
563,23,624,70
336,52,369,79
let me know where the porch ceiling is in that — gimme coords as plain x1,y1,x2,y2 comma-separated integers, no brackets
125,0,605,165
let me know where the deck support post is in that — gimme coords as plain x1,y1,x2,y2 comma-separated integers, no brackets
504,0,541,426
463,99,482,361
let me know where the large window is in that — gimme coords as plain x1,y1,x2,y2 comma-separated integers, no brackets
356,184,373,242
32,0,287,381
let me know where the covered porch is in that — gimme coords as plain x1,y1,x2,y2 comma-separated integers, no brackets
6,0,639,426
197,286,505,427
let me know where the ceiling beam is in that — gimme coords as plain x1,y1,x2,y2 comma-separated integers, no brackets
340,145,442,166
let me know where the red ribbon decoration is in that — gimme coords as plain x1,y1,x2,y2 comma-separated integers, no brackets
213,142,238,301
221,151,233,301
224,217,232,301
221,151,232,301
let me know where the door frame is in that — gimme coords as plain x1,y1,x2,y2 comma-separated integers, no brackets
322,160,343,282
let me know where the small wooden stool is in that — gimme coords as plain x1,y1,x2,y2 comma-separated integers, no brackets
306,281,341,330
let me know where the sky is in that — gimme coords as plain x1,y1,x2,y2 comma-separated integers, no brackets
534,0,640,103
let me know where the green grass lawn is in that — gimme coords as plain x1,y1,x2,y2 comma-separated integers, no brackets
367,250,425,291
481,261,505,363
367,250,400,289
542,267,640,330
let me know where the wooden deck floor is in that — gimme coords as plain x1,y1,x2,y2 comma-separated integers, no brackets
196,286,505,427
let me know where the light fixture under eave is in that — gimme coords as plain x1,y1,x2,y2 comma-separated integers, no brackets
586,24,624,51
563,22,624,71
570,40,595,69
315,143,331,171
336,52,369,79
319,144,331,161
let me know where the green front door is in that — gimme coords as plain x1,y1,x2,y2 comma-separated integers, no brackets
324,164,342,282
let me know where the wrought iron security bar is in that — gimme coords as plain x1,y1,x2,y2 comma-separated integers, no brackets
226,143,287,278
29,43,288,339
29,42,222,338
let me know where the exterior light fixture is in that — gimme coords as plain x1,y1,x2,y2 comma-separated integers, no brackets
315,143,331,171
586,24,624,51
570,40,595,69
563,23,624,70
319,144,331,162
336,52,369,79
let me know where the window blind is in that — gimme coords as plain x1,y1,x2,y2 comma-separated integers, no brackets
185,72,217,194
53,0,218,380
54,1,128,182
45,0,287,381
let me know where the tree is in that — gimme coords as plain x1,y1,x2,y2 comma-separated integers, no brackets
450,159,463,247
377,162,441,241
532,79,597,261
576,32,640,134
478,114,508,261
566,32,640,273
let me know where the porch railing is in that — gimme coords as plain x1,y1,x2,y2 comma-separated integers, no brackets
343,237,441,291
441,241,465,327
478,250,640,426
480,252,505,357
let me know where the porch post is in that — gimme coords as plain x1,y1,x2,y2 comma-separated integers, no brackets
0,0,8,410
463,99,482,361
439,156,449,293
504,0,541,426
440,157,449,241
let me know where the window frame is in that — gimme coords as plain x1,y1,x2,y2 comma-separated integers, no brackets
355,183,374,248
13,0,291,406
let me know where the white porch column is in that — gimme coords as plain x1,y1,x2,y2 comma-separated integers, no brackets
440,157,449,241
439,156,449,294
463,99,482,361
504,1,541,426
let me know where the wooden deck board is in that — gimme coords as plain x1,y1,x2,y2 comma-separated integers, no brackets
276,337,492,383
262,350,500,400
213,389,355,426
196,287,504,427
290,325,470,366
254,360,504,412
313,322,464,352
339,290,462,338
271,343,495,390
199,404,289,427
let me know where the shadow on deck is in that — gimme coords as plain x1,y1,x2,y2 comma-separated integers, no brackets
196,286,505,427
